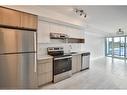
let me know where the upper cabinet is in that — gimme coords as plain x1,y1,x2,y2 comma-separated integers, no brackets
37,20,85,43
38,20,50,43
0,7,38,30
50,23,65,34
65,26,84,39
0,7,21,27
21,12,37,30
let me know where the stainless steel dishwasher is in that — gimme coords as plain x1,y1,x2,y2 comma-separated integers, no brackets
81,52,90,71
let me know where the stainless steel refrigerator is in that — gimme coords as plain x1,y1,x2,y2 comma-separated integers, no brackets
0,28,37,89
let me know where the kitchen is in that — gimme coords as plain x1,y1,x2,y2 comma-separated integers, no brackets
1,1,127,95
0,6,92,89
37,14,90,85
6,5,126,89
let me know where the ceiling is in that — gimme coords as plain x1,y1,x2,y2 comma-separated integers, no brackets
41,6,127,34
6,5,127,35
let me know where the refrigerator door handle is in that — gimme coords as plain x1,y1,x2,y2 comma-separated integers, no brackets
34,53,37,72
34,32,37,72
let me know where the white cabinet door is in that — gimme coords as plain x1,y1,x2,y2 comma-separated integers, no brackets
50,23,58,33
50,23,65,33
37,20,84,43
65,26,84,38
37,20,50,43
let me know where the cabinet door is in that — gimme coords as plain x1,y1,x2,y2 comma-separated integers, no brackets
50,23,65,33
38,60,52,74
45,72,52,83
0,7,20,27
72,55,77,74
38,72,52,86
38,74,46,86
37,21,50,43
21,12,37,30
72,54,81,74
50,23,58,33
76,55,81,72
37,59,53,86
65,26,84,38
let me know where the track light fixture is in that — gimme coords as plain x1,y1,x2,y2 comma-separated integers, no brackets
74,8,87,18
116,28,124,35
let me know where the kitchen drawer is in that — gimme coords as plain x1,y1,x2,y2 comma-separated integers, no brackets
38,72,52,86
38,62,52,74
38,59,52,64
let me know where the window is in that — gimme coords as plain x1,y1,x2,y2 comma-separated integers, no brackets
105,36,126,59
105,38,113,56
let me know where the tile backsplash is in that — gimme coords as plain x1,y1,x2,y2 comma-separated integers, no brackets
37,43,83,57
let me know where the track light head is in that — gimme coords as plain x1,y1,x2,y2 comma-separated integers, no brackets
84,14,87,18
80,10,84,13
75,9,78,13
74,8,87,19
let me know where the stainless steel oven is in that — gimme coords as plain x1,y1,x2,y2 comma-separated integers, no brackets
53,56,72,82
54,56,72,75
48,47,72,83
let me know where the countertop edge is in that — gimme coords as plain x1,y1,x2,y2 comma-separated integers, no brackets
37,55,53,60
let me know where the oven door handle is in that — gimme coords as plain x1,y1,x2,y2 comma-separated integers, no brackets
54,56,72,60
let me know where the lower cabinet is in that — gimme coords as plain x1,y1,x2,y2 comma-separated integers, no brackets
72,54,81,74
37,58,53,86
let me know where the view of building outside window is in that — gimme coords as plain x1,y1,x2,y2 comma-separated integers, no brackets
106,36,126,58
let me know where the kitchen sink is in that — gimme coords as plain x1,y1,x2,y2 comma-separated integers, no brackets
65,52,78,55
70,52,78,54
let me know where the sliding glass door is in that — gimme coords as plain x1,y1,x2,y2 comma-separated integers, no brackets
106,38,113,57
105,36,126,59
120,37,125,58
113,37,125,58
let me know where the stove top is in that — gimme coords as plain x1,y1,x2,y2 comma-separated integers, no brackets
47,47,72,58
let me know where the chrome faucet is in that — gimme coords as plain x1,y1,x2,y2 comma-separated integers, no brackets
68,45,72,53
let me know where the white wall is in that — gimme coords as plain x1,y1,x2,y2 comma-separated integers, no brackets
81,32,105,60
38,43,82,57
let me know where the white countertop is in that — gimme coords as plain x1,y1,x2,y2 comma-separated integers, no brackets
37,51,89,60
68,51,88,55
37,55,53,60
78,51,89,54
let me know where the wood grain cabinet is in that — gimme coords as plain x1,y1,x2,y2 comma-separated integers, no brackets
0,7,21,27
37,58,53,86
72,54,81,74
21,13,37,30
0,7,37,30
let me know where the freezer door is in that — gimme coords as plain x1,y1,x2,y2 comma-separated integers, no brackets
0,28,35,54
0,53,37,89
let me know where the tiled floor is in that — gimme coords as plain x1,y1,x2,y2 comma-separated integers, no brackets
41,57,127,89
